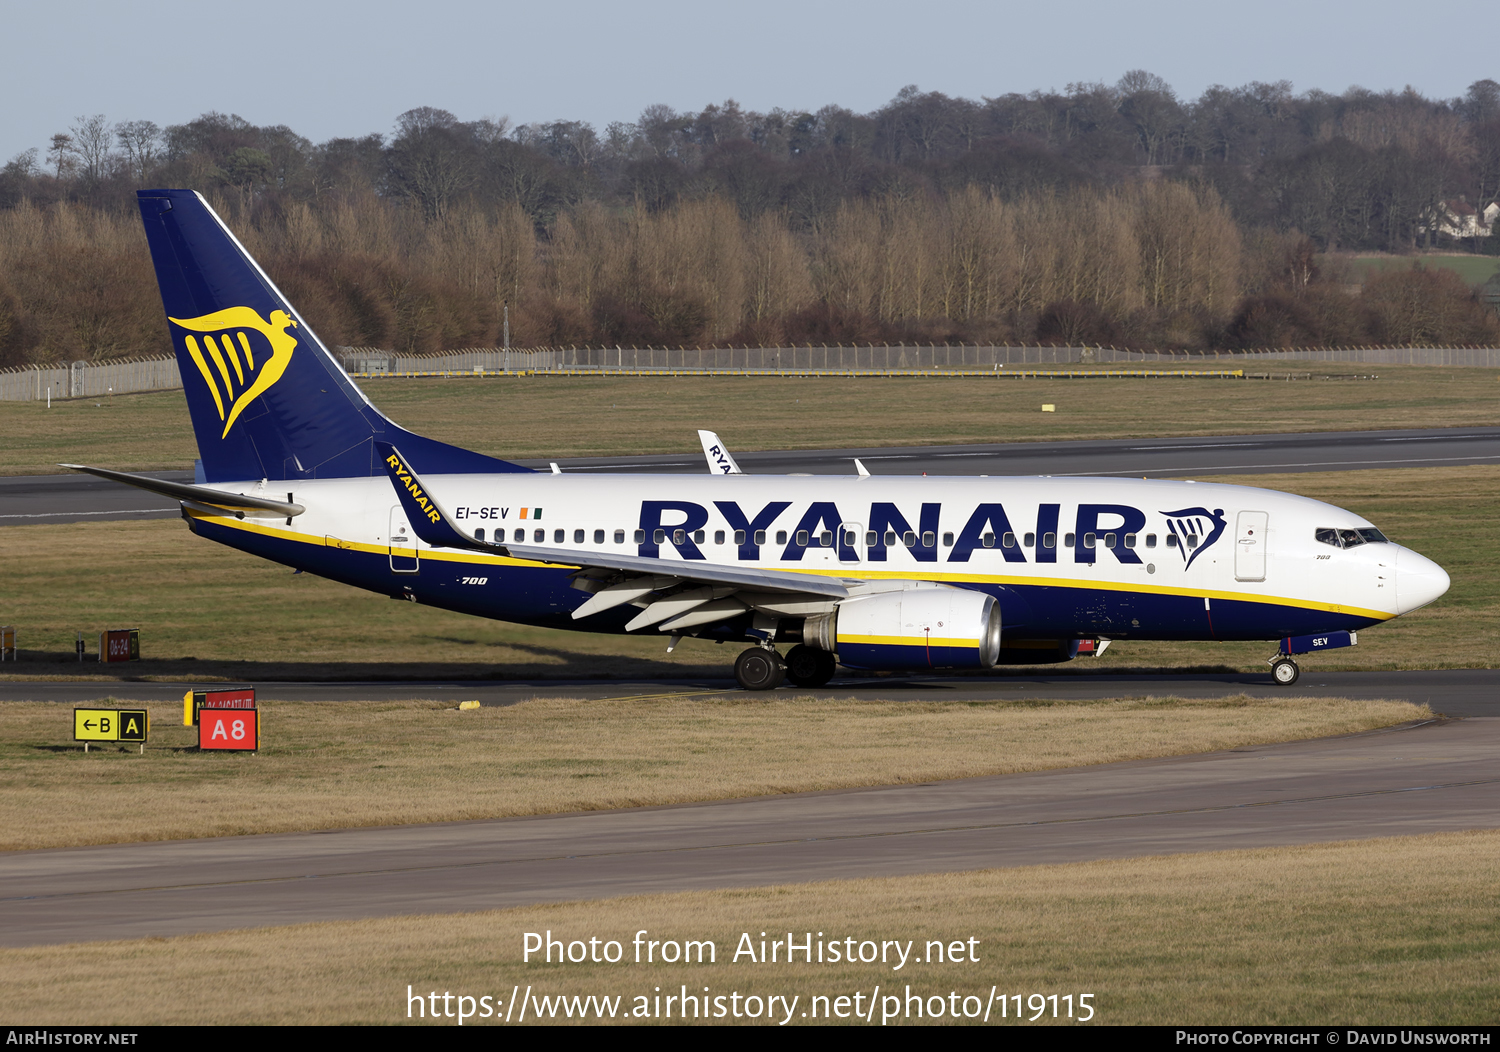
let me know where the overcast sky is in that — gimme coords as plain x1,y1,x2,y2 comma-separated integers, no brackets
4,0,1494,163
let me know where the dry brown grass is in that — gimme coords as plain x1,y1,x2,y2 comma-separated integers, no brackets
0,695,1425,851
5,830,1495,1025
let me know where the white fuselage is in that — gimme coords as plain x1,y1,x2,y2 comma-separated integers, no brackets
186,472,1448,645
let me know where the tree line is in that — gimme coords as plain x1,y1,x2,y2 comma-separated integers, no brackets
2,74,1498,365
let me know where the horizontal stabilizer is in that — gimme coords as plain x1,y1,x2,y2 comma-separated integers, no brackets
60,464,303,517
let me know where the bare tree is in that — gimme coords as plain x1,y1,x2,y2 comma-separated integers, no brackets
47,134,75,179
70,115,115,189
115,120,161,182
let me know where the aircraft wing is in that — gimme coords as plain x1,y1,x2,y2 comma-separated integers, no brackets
501,542,849,597
377,443,848,630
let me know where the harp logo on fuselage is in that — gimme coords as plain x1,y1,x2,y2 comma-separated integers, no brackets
169,307,299,439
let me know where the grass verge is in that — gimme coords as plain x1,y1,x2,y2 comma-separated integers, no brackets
0,695,1424,850
5,830,1496,1024
3,361,1499,475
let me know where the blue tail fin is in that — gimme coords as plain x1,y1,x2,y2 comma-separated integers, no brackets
137,189,530,482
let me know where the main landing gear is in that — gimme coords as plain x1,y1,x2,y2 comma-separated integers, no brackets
1270,657,1300,686
784,644,837,688
734,647,785,690
733,645,838,690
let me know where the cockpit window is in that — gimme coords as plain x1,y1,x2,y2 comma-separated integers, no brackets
1317,526,1389,549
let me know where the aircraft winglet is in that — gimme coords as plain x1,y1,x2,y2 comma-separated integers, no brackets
377,443,507,554
697,430,743,474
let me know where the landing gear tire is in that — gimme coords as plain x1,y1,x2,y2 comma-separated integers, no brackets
1271,657,1300,686
784,645,837,687
735,647,785,690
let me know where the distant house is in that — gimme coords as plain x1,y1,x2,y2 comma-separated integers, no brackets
1420,198,1500,240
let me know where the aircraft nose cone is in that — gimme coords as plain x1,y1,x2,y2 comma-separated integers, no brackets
1396,548,1450,615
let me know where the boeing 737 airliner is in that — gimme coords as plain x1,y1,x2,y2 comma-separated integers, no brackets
64,190,1451,689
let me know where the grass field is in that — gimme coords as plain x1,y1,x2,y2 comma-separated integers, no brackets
0,695,1423,850
2,361,1499,476
1338,253,1500,286
1,464,1489,680
7,830,1495,1025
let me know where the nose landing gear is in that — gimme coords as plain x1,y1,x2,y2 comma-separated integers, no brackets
1270,657,1300,686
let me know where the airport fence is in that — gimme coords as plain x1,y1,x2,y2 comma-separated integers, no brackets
3,344,1498,401
337,343,1500,376
0,356,182,402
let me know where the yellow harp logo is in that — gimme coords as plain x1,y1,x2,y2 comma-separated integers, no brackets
169,307,298,439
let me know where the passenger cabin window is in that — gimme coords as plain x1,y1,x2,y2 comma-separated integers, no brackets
754,530,766,545
1123,533,1136,548
1003,532,1017,547
820,530,833,547
692,529,705,544
574,529,585,544
634,529,645,544
614,529,625,544
903,531,916,547
1024,532,1036,547
1083,532,1096,548
714,530,725,545
1065,533,1076,547
735,530,747,545
776,531,788,544
654,529,666,544
514,528,525,542
796,530,809,546
982,532,995,548
1104,532,1116,548
1145,534,1156,548
534,528,545,542
554,529,565,544
1167,535,1179,548
1042,532,1055,548
942,532,955,547
921,532,935,547
474,528,485,541
594,529,605,543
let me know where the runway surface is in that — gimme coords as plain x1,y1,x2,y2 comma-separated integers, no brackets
2,715,1493,947
7,425,1500,526
4,668,1499,716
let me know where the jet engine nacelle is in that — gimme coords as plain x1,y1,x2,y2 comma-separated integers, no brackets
834,587,1001,670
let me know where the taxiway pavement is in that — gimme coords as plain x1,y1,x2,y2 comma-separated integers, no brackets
3,668,1499,716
